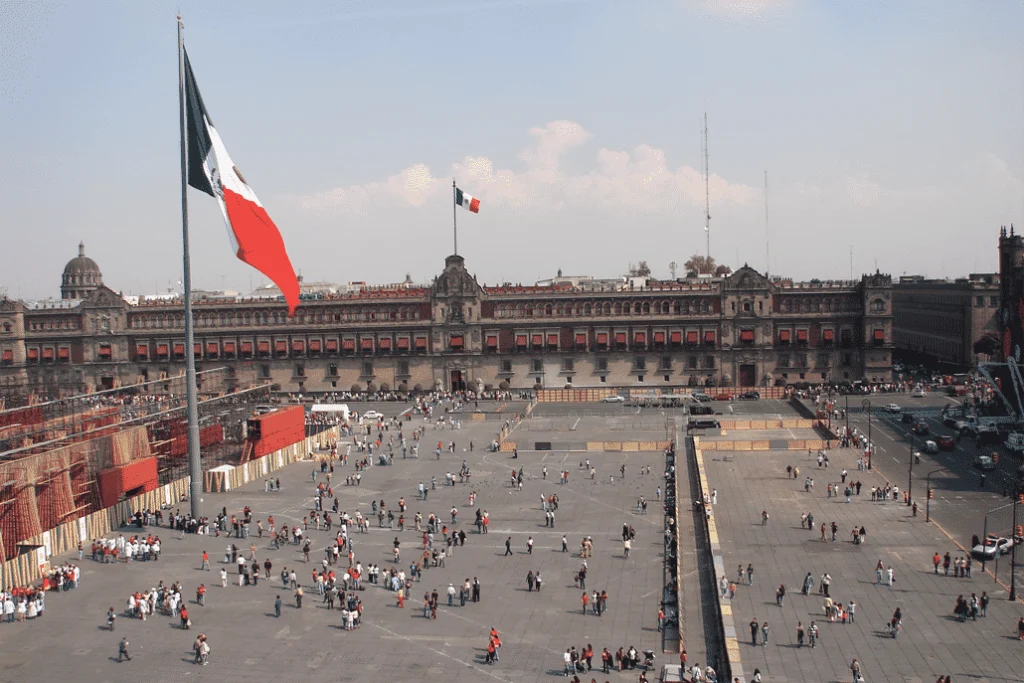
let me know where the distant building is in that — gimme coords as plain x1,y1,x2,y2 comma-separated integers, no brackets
0,246,894,397
892,272,1000,369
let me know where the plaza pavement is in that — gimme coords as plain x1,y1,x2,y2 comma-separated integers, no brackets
700,435,1024,683
0,407,669,683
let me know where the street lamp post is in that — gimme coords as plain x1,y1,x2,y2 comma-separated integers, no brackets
844,393,849,435
907,433,914,506
1010,465,1024,601
861,399,872,469
978,502,1012,575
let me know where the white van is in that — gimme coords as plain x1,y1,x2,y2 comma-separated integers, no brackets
310,403,351,421
911,386,926,398
1005,432,1024,453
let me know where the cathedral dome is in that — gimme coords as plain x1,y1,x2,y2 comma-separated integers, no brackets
61,242,103,299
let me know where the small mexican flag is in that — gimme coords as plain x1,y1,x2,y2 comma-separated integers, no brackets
454,186,480,213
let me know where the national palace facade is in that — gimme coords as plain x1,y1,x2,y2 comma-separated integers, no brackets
0,245,894,397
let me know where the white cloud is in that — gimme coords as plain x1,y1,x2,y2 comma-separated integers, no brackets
285,120,759,219
681,0,793,21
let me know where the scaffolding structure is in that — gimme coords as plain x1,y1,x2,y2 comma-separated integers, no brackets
0,374,273,560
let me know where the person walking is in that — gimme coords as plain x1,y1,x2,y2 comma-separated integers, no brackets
504,537,512,556
749,618,759,645
106,606,116,631
201,550,210,571
117,637,132,662
760,621,769,646
274,595,282,617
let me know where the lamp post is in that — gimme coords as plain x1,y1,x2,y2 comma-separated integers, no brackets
925,467,949,523
1010,465,1024,601
844,393,849,435
861,399,872,469
907,433,914,506
979,502,1012,574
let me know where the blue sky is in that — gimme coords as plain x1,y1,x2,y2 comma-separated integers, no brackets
1,0,1022,299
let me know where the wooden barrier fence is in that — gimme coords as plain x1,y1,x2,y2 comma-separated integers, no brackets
0,426,337,591
0,476,191,591
205,427,337,493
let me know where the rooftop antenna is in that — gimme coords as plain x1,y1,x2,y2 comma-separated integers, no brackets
703,112,711,260
764,170,770,277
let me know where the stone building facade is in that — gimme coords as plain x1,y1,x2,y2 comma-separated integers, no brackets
892,273,1000,369
0,248,894,397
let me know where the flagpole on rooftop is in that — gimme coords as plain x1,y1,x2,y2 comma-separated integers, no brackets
452,178,458,255
177,14,203,519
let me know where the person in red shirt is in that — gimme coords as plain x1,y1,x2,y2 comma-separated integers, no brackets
180,605,190,629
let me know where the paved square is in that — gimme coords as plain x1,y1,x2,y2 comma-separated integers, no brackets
701,435,1024,683
0,408,670,683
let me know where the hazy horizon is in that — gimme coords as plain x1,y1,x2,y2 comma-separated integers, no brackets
2,0,1022,300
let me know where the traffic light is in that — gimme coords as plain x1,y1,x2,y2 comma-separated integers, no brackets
928,489,934,500
1017,525,1023,538
992,453,999,464
1019,494,1024,505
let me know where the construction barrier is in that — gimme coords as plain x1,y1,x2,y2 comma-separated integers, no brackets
716,419,814,430
204,427,337,493
0,426,337,591
536,389,617,403
0,476,191,591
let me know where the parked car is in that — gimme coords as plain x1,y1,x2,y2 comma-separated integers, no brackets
361,410,384,420
713,392,733,401
1005,432,1024,453
659,664,686,683
886,403,901,413
901,413,915,424
912,422,930,436
687,418,721,430
691,392,711,402
974,454,997,471
937,434,956,450
739,390,761,400
971,535,1013,558
600,395,625,403
923,440,939,454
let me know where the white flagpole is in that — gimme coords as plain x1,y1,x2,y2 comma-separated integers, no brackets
177,15,203,519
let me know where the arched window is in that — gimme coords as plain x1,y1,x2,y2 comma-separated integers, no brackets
870,299,885,313
584,303,592,316
545,304,553,317
642,302,650,315
614,302,622,316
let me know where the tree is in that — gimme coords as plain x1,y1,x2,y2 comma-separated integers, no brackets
973,332,1000,357
628,261,652,277
714,264,732,276
684,254,717,277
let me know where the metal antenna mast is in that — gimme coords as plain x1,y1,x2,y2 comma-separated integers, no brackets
765,170,770,277
703,113,710,260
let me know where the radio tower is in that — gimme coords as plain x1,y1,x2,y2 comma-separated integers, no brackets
702,113,711,261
